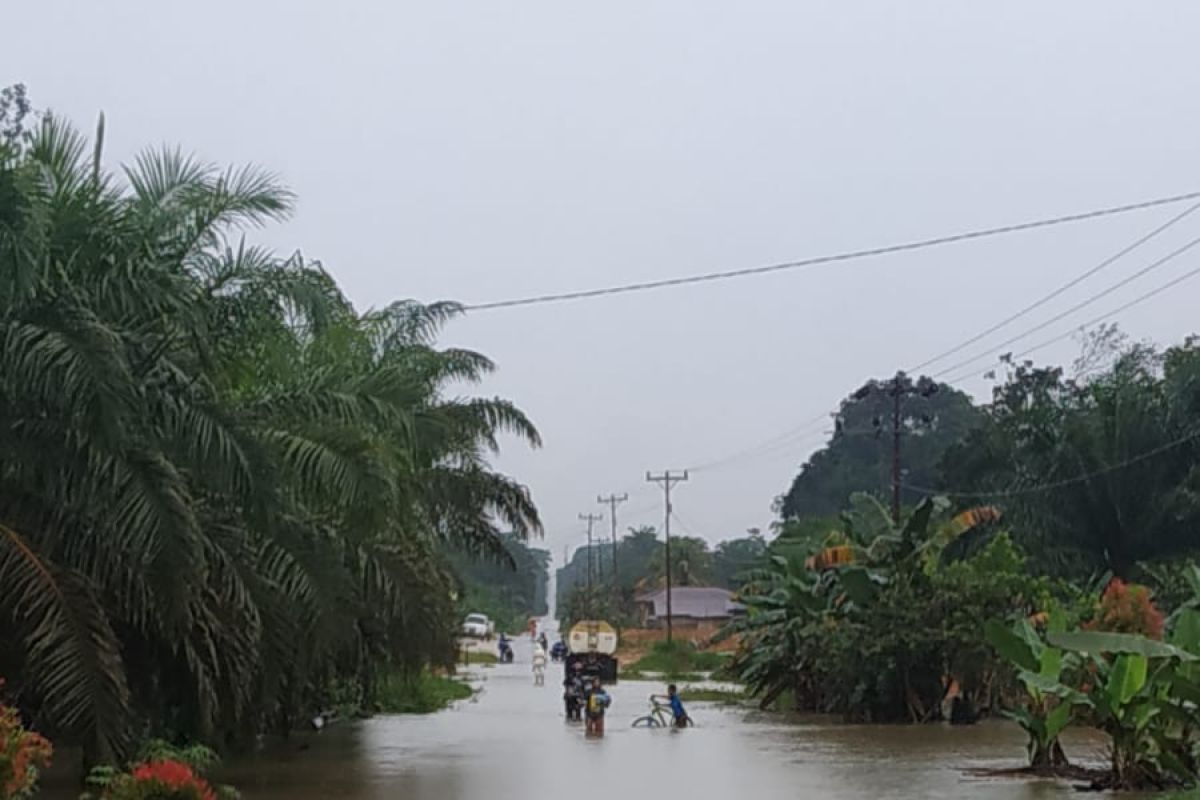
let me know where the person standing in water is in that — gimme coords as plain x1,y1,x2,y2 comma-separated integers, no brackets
532,644,547,686
584,677,611,737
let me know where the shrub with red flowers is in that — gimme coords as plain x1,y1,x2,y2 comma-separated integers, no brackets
0,681,53,800
101,759,218,800
1085,578,1165,639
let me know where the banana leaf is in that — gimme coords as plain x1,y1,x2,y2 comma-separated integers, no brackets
1047,631,1197,661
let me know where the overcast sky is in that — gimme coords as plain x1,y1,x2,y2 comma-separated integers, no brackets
10,2,1200,565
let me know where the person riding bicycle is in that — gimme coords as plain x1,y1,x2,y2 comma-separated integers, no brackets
584,677,611,737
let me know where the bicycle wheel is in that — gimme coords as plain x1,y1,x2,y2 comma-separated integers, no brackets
631,715,662,728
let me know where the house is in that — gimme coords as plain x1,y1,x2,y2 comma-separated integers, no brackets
635,587,744,633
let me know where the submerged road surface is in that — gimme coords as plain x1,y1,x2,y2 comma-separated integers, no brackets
211,632,1116,800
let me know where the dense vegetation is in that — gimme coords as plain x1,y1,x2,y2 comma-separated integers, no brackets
729,340,1200,789
778,374,981,519
0,106,541,764
446,533,550,633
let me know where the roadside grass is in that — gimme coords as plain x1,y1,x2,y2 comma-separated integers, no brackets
459,648,498,665
375,671,474,714
627,641,728,678
678,686,749,704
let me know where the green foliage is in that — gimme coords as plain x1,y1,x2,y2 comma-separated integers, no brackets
942,342,1200,578
725,499,1081,723
449,534,549,633
372,672,474,714
712,533,768,589
778,373,981,519
990,610,1200,788
133,741,219,774
0,113,541,761
676,686,749,704
646,536,715,588
627,641,726,677
80,739,236,800
985,615,1081,768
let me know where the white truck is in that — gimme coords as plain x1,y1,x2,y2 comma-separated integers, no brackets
461,613,495,639
565,620,619,683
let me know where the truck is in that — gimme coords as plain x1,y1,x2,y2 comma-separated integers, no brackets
564,620,619,683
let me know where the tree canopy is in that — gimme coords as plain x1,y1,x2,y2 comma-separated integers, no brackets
0,109,541,760
777,373,981,520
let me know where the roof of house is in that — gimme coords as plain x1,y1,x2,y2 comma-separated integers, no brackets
635,587,743,619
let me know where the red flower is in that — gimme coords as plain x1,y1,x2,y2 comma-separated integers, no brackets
128,759,217,800
1085,578,1165,640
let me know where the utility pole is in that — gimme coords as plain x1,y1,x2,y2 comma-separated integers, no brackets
891,379,903,524
578,512,603,601
855,372,938,524
597,493,628,591
646,470,688,643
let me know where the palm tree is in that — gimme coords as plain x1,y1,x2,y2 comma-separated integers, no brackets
0,114,541,761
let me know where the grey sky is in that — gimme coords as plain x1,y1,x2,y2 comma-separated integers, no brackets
10,1,1200,564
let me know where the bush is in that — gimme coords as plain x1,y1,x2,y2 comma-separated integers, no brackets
1085,579,1165,639
0,682,52,800
374,672,474,714
87,760,220,800
628,641,726,677
81,741,236,800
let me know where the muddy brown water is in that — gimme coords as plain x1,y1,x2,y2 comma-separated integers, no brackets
41,635,1127,800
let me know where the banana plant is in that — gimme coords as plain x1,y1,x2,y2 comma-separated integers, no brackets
985,614,1081,767
1046,629,1199,787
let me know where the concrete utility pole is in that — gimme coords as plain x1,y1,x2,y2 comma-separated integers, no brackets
646,470,688,643
578,512,603,598
597,493,628,590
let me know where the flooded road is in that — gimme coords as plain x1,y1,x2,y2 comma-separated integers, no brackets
206,635,1116,800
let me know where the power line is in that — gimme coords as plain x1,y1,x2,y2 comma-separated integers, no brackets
902,426,1200,500
464,191,1200,311
686,413,829,473
945,258,1200,384
908,201,1200,373
597,492,628,590
931,234,1200,380
701,254,1200,479
687,221,1200,476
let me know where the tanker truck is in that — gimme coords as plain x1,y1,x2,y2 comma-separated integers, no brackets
564,620,619,683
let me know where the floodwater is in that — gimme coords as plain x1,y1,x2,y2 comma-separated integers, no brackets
42,628,1124,799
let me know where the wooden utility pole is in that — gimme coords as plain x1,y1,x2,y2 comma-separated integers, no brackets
646,470,688,643
597,492,628,590
856,372,938,524
578,513,603,608
891,378,903,524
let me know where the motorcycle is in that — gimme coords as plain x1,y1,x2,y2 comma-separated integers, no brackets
497,637,514,664
550,640,567,662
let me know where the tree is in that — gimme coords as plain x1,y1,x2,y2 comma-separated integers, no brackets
712,532,768,589
778,374,981,519
0,112,542,761
646,536,714,588
447,534,550,633
942,344,1200,578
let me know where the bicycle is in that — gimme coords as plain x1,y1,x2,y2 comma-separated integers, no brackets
631,695,693,728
